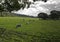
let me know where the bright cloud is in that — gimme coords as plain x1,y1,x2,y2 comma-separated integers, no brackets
13,0,60,16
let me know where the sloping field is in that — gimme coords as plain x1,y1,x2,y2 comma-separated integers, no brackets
0,17,60,42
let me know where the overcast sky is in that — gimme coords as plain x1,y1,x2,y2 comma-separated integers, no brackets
13,0,60,16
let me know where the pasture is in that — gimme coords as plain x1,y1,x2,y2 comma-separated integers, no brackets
0,17,60,42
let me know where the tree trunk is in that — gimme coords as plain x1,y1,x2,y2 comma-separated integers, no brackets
0,12,3,17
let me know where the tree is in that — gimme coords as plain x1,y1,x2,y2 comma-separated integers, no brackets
0,4,4,16
24,2,31,8
50,10,60,20
33,0,47,2
38,12,49,20
42,0,47,2
3,0,21,12
33,0,36,2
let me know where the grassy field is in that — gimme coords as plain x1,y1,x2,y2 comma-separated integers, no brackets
0,17,60,42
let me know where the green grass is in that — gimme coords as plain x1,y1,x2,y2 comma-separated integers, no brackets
0,17,60,42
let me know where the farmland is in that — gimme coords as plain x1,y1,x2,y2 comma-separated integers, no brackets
0,17,60,42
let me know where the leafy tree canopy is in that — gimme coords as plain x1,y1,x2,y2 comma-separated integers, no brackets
3,0,21,12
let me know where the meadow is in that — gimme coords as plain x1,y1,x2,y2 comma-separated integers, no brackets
0,17,60,42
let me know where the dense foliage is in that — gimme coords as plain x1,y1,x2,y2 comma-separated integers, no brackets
49,10,60,20
3,0,20,12
38,10,60,20
38,12,49,20
33,0,47,2
0,4,4,16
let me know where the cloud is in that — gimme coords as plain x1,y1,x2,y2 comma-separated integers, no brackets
13,0,60,16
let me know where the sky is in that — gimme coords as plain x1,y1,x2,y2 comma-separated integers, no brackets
13,0,60,16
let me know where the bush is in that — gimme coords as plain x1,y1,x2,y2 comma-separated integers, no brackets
38,12,49,20
50,10,60,20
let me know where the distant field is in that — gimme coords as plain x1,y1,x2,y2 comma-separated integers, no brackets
0,17,60,42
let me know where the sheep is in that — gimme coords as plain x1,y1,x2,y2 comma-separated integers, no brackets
16,24,21,28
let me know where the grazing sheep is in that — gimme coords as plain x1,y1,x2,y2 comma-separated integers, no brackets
16,24,21,28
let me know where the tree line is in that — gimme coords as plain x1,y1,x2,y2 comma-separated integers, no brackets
38,10,60,20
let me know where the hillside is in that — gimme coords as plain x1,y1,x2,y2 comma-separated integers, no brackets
0,17,60,42
0,12,36,17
